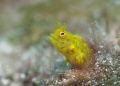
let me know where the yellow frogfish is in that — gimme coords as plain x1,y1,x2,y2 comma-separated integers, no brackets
49,22,92,68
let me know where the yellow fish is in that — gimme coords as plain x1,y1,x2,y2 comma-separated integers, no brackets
49,22,92,68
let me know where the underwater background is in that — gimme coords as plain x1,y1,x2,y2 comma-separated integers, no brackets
0,0,120,86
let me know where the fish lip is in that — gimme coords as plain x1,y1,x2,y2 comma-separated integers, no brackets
50,33,54,38
50,33,56,39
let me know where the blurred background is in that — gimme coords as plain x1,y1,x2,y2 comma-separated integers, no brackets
0,0,120,86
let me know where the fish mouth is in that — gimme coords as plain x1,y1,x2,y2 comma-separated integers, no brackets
50,33,55,38
49,33,57,41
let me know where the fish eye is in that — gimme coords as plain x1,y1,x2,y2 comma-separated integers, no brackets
61,32,64,35
59,31,67,38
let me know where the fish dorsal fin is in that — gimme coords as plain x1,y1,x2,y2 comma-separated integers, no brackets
76,35,84,41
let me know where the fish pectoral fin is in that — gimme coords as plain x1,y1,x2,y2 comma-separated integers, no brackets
63,60,70,66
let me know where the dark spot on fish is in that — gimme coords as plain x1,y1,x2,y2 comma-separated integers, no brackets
62,42,64,44
81,50,83,52
66,50,70,53
71,48,75,52
66,49,70,53
66,48,75,53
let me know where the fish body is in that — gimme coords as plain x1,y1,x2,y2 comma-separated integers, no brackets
49,22,91,68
